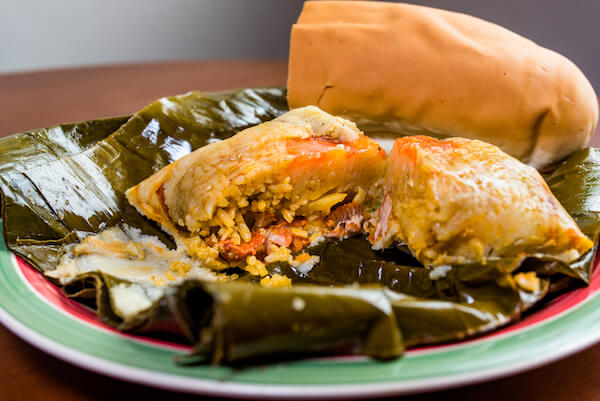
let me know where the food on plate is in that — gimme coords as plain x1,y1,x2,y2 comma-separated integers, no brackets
126,106,386,275
3,0,600,365
370,136,593,267
287,1,598,168
1,87,599,364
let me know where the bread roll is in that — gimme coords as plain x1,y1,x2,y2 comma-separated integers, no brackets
287,1,598,168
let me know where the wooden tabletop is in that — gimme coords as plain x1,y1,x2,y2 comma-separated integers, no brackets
1,61,600,401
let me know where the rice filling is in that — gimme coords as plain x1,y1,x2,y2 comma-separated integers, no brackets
126,106,387,276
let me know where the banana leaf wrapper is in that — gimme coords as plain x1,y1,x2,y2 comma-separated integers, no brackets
0,88,288,272
59,238,550,363
541,147,600,283
62,271,405,361
62,271,546,364
267,237,551,347
0,87,597,364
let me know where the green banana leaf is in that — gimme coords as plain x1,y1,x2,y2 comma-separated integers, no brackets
0,87,596,364
58,238,548,363
542,147,600,283
267,237,550,347
179,281,404,364
0,88,288,273
61,271,546,364
267,236,526,292
0,116,130,270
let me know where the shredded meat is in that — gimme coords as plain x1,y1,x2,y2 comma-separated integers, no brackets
217,205,363,263
218,232,265,262
370,194,392,243
265,222,293,249
216,216,314,263
290,236,311,252
264,218,312,252
291,217,307,227
326,202,364,238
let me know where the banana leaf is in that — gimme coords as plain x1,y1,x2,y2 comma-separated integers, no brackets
0,88,288,273
59,238,549,363
0,87,597,364
543,147,600,283
178,281,404,364
267,237,550,347
62,271,545,364
61,271,405,362
0,116,130,269
267,236,526,293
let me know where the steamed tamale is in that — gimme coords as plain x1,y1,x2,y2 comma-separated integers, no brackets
126,106,386,275
370,136,593,267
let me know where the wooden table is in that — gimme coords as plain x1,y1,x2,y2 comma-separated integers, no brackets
1,61,600,401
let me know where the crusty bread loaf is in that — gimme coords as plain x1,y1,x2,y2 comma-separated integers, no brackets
287,1,598,168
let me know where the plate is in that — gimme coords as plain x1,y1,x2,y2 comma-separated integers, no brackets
1,236,600,399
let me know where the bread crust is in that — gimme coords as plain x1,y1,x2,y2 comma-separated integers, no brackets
287,1,598,168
